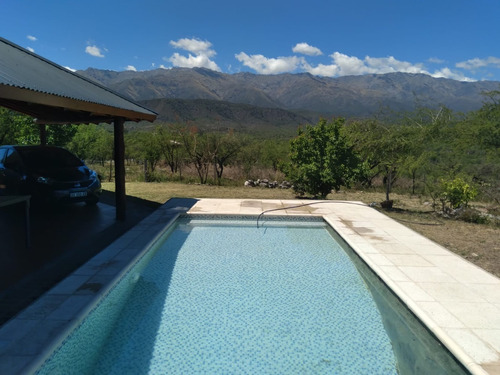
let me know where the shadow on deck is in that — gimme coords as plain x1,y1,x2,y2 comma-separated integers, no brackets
0,190,161,326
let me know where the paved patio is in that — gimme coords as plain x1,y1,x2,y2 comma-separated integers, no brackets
0,191,160,326
0,199,499,374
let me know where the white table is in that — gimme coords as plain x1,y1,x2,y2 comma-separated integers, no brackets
0,195,31,248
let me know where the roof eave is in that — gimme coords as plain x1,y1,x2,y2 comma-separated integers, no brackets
0,84,157,124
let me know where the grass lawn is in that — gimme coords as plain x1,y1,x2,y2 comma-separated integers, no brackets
103,181,500,278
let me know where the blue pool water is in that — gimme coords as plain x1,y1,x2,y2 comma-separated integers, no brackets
35,216,468,374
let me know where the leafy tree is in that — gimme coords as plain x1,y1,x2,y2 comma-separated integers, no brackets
453,92,500,203
260,139,289,172
126,130,164,182
1,107,77,147
235,138,261,179
181,126,212,184
282,118,363,198
68,124,113,180
208,130,243,184
0,108,33,144
345,119,413,201
69,124,113,163
155,124,184,175
43,124,78,147
343,119,385,187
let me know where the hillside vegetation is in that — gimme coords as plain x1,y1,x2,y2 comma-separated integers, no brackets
1,88,498,210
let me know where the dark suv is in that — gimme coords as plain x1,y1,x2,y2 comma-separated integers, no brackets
0,145,101,205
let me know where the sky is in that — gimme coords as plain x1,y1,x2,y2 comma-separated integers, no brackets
2,0,500,82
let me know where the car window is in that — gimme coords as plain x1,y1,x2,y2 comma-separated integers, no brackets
17,147,84,169
4,149,23,169
0,148,7,163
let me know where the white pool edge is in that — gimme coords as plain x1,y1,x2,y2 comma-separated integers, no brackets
323,216,491,375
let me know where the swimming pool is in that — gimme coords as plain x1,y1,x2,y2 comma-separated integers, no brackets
34,215,468,374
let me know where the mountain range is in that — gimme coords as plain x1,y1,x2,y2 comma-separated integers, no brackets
78,67,499,133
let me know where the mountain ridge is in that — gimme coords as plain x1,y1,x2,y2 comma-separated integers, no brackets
78,68,499,130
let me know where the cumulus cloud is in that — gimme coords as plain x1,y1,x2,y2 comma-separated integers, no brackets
301,62,339,77
168,53,221,71
235,52,303,74
235,48,478,81
166,38,220,71
170,38,216,57
292,43,322,56
330,52,374,75
85,45,105,58
299,52,429,77
26,47,35,53
431,67,475,82
27,35,37,41
65,66,76,72
125,65,137,71
456,56,500,70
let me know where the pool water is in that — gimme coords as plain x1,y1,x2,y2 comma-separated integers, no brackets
35,216,467,374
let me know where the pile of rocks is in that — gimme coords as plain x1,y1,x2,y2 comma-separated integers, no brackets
244,179,292,189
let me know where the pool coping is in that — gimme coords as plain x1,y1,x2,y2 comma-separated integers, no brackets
0,198,499,374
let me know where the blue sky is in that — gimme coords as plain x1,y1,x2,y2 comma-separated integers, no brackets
2,0,500,82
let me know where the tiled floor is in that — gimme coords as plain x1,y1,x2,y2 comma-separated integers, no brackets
0,191,160,326
0,198,499,374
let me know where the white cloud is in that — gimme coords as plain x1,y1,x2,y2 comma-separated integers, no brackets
170,38,216,57
235,52,303,74
330,52,374,75
233,47,482,81
428,57,444,64
85,45,105,58
301,61,339,77
292,43,322,56
456,56,500,70
64,66,76,72
235,50,431,77
167,52,221,71
125,65,137,71
27,35,37,42
431,67,475,82
300,52,431,77
26,47,35,53
167,37,220,71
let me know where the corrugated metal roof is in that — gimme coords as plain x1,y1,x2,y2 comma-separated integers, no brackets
0,37,156,120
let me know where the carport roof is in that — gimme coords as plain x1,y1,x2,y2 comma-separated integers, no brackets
0,37,157,124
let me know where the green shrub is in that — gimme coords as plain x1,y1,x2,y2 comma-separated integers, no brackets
440,177,477,209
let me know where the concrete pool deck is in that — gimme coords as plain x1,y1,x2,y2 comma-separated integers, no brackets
0,198,499,374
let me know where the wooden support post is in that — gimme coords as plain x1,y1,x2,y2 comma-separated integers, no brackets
114,117,126,220
39,124,47,146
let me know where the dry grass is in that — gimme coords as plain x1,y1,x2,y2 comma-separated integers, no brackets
103,182,500,277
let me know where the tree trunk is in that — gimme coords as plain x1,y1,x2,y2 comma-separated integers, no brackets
386,168,392,201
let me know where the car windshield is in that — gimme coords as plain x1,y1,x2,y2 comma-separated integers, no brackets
17,147,84,169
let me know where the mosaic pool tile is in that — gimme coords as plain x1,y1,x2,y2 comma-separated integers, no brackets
36,218,399,374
